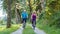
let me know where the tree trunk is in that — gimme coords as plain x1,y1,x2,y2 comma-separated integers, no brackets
28,0,32,21
34,0,36,4
16,9,21,24
7,0,11,28
29,0,32,13
40,0,45,10
15,7,19,24
15,2,21,24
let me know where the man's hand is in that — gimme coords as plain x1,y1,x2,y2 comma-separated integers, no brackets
21,16,22,18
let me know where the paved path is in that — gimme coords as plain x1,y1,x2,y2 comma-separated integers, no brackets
11,24,46,34
34,27,46,34
30,24,46,34
11,26,23,34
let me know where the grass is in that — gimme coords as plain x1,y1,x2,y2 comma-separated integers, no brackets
0,24,21,34
37,22,60,34
22,25,36,34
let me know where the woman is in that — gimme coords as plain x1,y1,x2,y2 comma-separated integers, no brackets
31,11,37,30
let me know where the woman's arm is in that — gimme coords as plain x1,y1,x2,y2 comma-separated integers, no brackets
31,14,33,19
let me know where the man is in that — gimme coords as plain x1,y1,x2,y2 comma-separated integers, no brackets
21,10,28,29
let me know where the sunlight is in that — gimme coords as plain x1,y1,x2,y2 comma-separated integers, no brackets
0,10,3,17
0,10,6,17
0,27,5,31
0,0,7,19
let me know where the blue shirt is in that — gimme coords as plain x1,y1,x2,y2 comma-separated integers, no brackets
21,11,28,18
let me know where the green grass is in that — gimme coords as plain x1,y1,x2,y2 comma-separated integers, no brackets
0,24,21,34
37,23,60,34
23,25,36,34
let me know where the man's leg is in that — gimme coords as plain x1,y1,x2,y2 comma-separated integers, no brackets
23,18,26,29
22,18,25,28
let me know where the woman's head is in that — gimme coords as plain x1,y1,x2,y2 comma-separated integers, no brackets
33,11,36,14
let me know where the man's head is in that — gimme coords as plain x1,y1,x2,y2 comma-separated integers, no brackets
24,10,26,12
24,10,26,11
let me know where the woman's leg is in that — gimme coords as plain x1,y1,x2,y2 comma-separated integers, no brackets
35,20,36,27
32,20,33,27
32,20,35,29
33,20,36,30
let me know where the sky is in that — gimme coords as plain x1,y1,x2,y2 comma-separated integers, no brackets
0,0,7,19
0,0,3,17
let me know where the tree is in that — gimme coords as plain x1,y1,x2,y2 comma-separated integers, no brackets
28,0,32,20
15,2,21,24
6,0,11,28
3,0,21,24
28,0,32,13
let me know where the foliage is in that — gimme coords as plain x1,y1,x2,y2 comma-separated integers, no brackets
3,0,19,18
37,20,60,34
0,24,20,34
39,0,60,28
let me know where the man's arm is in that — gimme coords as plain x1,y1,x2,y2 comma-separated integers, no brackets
27,13,28,18
21,15,22,18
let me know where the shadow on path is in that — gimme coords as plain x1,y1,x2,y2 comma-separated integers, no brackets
11,26,23,34
34,27,46,34
29,24,46,34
